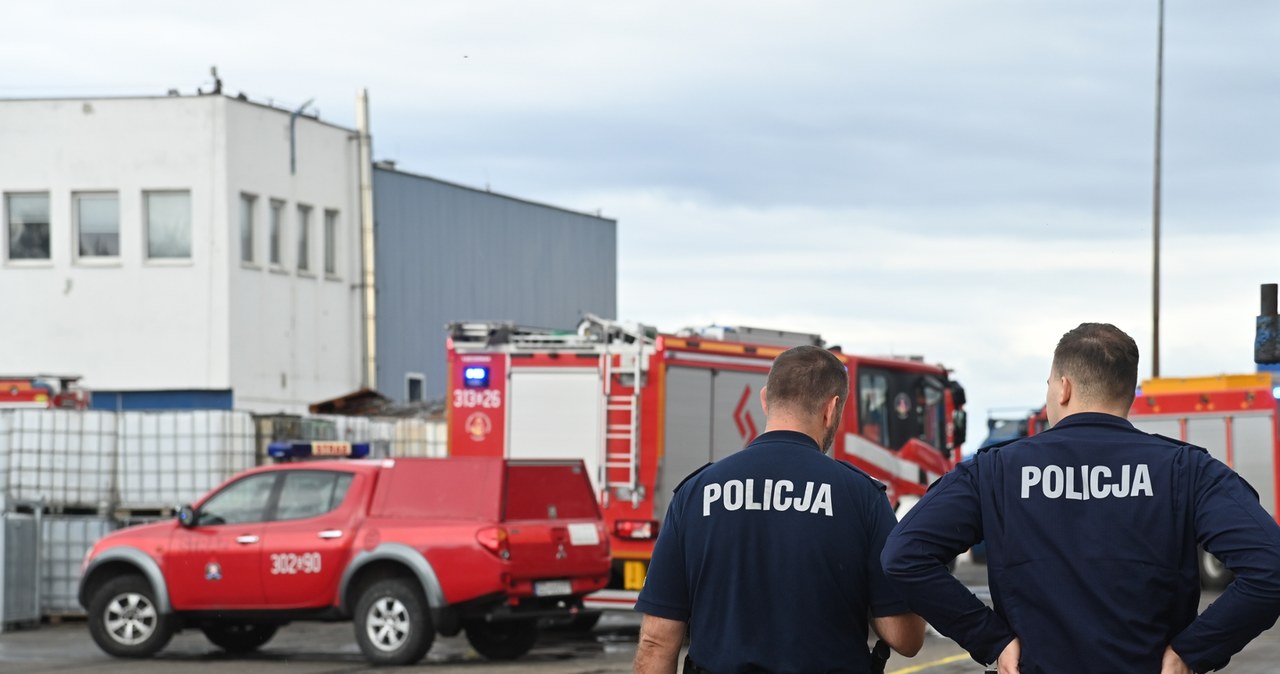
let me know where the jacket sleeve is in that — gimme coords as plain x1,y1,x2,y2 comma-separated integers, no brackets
1170,454,1280,672
880,463,1014,665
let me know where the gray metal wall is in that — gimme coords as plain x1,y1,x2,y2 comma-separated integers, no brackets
373,167,617,400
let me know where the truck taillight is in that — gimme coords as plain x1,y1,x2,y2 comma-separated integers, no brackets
476,527,510,560
614,519,659,540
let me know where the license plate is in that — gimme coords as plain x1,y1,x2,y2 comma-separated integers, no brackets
568,523,600,546
534,580,573,597
623,560,647,590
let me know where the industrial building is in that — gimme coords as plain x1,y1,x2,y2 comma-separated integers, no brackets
0,91,618,411
373,164,616,401
0,94,364,411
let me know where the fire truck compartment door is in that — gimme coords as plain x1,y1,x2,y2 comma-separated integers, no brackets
1229,413,1277,519
658,366,767,517
508,368,603,490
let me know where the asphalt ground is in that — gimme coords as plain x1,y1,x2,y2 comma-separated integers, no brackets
2,556,1277,673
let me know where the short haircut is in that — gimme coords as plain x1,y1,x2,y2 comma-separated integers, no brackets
765,345,849,416
1052,323,1139,407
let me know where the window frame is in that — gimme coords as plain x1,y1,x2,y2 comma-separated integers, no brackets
267,470,355,522
240,192,258,267
268,198,286,270
72,191,121,264
4,191,52,264
143,189,193,263
323,208,339,278
406,372,426,403
195,472,281,527
296,203,312,274
857,369,890,448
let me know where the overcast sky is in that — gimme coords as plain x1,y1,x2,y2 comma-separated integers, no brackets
4,1,1277,450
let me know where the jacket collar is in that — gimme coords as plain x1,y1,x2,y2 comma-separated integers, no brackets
1045,411,1135,432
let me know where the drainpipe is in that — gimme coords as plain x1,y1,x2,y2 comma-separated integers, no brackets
356,89,378,389
290,99,315,175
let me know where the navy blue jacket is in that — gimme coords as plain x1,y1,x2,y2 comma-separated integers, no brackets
636,430,908,674
881,412,1280,673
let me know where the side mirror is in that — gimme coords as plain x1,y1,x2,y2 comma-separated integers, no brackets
178,504,197,528
953,410,968,447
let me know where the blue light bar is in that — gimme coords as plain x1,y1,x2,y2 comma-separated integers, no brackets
463,366,490,388
268,441,370,461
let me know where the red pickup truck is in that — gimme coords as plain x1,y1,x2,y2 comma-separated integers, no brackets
78,455,611,665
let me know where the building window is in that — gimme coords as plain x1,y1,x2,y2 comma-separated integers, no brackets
240,193,256,264
297,204,312,272
145,190,192,259
74,192,119,258
269,199,284,266
406,373,425,402
6,193,50,260
323,209,338,275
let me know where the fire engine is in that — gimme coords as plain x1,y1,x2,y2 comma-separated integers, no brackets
0,374,88,409
446,315,968,613
1128,373,1280,588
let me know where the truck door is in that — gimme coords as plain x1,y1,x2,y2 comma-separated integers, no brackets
657,366,766,516
167,472,277,609
260,470,358,608
507,368,604,490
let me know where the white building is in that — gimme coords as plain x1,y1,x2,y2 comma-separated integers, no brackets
0,94,364,412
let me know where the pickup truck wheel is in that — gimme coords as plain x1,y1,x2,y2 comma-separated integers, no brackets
465,619,539,660
354,579,433,666
87,575,175,658
202,622,279,653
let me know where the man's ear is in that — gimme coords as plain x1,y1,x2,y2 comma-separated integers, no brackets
759,385,770,416
825,395,841,426
1058,376,1073,407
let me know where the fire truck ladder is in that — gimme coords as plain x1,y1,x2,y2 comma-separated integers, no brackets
602,345,643,506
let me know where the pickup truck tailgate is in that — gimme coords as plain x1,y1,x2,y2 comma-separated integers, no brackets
500,462,609,583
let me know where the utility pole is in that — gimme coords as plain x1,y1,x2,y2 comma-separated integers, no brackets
1151,0,1165,378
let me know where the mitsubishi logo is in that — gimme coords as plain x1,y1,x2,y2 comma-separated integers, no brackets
733,385,759,442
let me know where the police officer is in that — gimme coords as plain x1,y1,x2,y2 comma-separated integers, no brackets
634,345,924,674
881,323,1280,673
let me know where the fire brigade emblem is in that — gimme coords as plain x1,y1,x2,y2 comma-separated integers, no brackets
204,562,222,581
465,412,492,441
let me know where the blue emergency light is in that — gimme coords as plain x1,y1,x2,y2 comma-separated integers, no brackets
463,366,490,388
268,441,370,461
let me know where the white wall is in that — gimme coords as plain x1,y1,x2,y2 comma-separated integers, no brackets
0,95,363,412
224,100,362,412
0,97,229,390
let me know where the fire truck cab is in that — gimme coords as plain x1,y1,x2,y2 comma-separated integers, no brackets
0,374,88,409
446,315,967,611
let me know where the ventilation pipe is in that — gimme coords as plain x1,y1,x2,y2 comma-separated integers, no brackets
357,89,378,388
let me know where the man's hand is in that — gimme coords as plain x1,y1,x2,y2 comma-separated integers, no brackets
997,637,1021,674
1160,645,1192,674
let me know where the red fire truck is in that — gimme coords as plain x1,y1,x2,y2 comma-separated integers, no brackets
1128,373,1280,588
0,374,88,409
446,315,968,612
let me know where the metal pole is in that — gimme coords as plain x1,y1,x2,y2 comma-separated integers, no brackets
356,89,378,389
1151,0,1165,378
